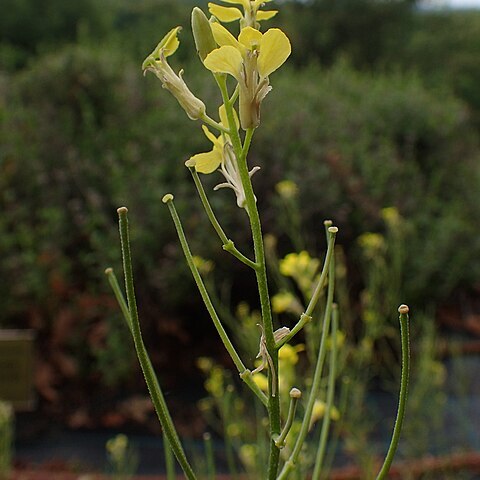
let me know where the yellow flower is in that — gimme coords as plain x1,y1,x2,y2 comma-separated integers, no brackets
278,343,304,366
187,105,260,207
276,180,298,199
189,124,225,174
208,0,278,27
272,290,295,313
252,372,269,392
204,25,291,129
382,206,401,226
239,444,257,470
106,434,129,462
197,356,214,373
310,400,340,428
279,251,320,294
358,232,385,256
143,27,206,120
192,255,215,274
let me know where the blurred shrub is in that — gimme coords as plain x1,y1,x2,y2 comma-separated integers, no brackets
401,11,480,127
280,0,415,68
1,41,479,420
0,0,109,69
256,61,480,307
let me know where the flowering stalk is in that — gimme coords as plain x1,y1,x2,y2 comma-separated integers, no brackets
162,431,175,480
375,305,411,480
216,75,282,479
312,304,339,479
276,228,337,349
274,388,302,448
162,194,268,407
277,227,337,480
108,4,414,479
188,166,258,269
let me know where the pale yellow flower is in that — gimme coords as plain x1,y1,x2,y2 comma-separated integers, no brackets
278,343,304,366
204,25,291,129
272,290,296,313
279,251,320,294
252,372,269,392
208,0,278,27
276,180,299,199
142,27,206,120
310,400,340,428
187,105,260,207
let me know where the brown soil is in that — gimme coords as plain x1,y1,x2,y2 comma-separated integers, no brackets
9,451,480,479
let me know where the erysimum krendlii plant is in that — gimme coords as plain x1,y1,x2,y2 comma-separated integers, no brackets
105,2,411,478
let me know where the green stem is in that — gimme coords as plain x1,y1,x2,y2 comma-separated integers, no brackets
276,230,337,349
105,267,132,332
201,113,230,134
277,230,336,480
116,207,197,480
188,167,257,269
163,195,268,407
319,376,351,480
162,430,176,480
305,227,338,317
312,304,339,480
217,77,281,479
223,386,239,480
230,84,239,104
203,433,216,480
274,388,301,448
375,305,411,480
276,314,312,349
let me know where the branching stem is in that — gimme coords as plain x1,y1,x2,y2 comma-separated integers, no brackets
189,167,257,269
217,75,281,479
163,196,268,407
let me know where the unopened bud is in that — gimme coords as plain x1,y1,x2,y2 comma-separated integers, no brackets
398,304,409,315
289,388,302,399
191,7,217,62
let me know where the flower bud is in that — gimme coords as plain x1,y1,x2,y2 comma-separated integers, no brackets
191,7,217,62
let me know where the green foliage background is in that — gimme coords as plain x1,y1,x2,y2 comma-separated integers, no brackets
1,0,479,430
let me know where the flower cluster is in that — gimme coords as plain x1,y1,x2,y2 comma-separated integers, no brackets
143,1,291,208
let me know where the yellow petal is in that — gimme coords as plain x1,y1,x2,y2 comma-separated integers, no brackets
257,28,291,77
191,148,223,174
219,0,249,7
238,26,263,50
210,22,244,53
161,26,182,57
204,46,243,79
142,27,181,69
201,125,220,145
252,373,269,392
208,3,243,22
256,10,278,21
